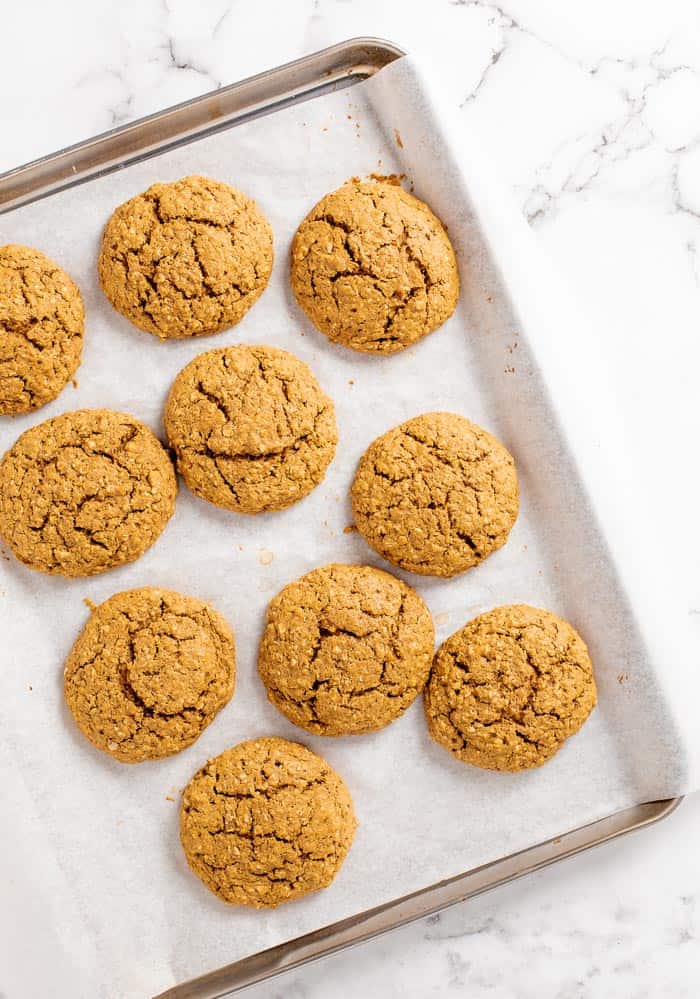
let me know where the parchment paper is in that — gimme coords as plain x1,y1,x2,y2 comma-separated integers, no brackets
1,56,698,998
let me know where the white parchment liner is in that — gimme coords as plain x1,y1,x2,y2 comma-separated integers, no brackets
0,57,697,998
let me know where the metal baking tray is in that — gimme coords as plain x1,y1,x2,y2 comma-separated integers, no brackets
0,37,682,998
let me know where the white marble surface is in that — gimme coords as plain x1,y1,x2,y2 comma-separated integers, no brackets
2,1,700,996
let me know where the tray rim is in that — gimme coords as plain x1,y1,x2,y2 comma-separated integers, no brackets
155,798,681,999
0,34,683,998
0,36,404,214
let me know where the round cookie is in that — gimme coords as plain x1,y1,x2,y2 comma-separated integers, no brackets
351,412,518,578
64,588,235,763
258,563,435,736
180,737,356,907
164,345,337,514
0,409,176,576
98,175,273,339
0,244,84,415
425,605,597,771
290,177,459,354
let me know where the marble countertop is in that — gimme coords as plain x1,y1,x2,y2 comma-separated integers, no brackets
3,1,700,996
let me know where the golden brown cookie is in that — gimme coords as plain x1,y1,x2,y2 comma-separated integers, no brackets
64,588,235,763
258,563,434,736
180,737,356,907
290,177,459,354
351,412,518,578
0,409,176,576
98,175,273,339
425,605,597,771
0,244,84,415
164,345,337,514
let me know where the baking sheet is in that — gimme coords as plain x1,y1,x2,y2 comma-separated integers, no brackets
0,55,698,998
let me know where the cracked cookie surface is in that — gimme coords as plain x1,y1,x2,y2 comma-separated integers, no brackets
0,244,84,415
0,408,177,576
180,737,356,907
351,412,518,578
290,177,459,354
258,563,434,736
425,605,597,771
98,175,273,339
64,587,235,763
164,345,337,513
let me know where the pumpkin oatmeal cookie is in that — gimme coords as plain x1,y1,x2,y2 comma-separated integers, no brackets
425,605,597,771
98,175,273,339
351,411,518,578
0,409,176,576
164,345,337,513
290,177,459,354
258,563,434,736
64,587,235,763
0,244,84,415
180,737,356,907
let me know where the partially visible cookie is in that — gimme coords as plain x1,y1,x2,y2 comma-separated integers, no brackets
0,409,176,576
351,411,518,578
0,244,84,415
98,175,273,339
425,605,597,771
258,563,434,736
290,177,459,354
164,345,337,513
180,737,356,907
64,588,235,763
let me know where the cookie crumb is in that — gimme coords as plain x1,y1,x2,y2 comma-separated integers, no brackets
165,795,175,802
435,612,450,627
394,129,404,148
259,548,274,566
83,598,97,611
343,524,356,534
369,172,405,186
